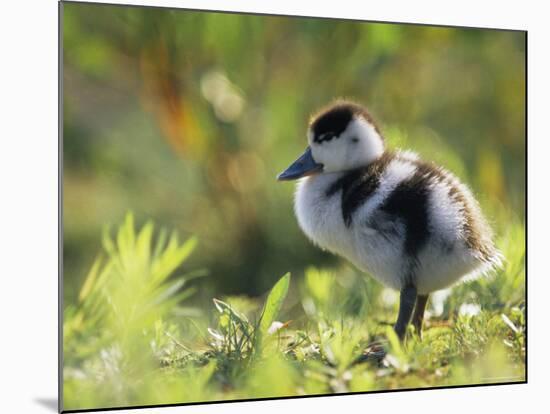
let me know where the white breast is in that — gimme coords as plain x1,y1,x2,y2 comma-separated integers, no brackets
294,173,352,258
294,171,408,291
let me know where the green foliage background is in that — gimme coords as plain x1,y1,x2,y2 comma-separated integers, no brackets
62,2,525,411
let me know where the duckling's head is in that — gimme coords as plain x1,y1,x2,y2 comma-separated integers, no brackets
278,100,385,180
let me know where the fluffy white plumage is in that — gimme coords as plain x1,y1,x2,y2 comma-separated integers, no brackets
295,151,501,294
279,100,503,339
291,103,502,295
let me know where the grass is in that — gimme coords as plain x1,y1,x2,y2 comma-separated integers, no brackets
63,213,525,411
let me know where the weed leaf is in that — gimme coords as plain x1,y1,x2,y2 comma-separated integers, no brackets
259,273,291,336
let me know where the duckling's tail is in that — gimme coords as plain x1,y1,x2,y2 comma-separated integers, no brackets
463,248,505,283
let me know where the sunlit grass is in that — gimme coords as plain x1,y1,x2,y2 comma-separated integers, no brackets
63,213,525,411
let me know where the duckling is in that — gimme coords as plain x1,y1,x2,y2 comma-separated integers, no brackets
278,100,502,339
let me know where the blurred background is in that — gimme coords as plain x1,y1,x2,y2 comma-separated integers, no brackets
63,2,525,308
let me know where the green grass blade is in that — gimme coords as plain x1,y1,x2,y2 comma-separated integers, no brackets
79,256,103,303
259,273,291,336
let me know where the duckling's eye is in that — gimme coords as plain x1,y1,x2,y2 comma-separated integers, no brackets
351,137,359,143
317,132,336,143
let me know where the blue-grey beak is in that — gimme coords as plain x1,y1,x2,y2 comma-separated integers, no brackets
277,147,323,181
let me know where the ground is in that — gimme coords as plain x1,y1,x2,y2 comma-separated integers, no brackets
62,214,525,411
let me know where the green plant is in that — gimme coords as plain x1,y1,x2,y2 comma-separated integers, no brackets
63,213,201,409
205,273,291,384
63,216,525,410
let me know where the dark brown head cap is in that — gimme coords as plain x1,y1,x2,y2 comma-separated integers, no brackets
309,100,383,144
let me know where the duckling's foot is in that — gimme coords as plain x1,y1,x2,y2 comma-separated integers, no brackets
354,341,387,364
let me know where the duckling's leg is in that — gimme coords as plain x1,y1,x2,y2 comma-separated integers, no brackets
394,284,417,340
412,294,429,338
